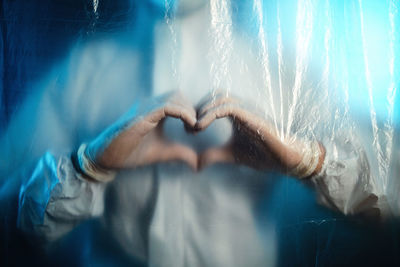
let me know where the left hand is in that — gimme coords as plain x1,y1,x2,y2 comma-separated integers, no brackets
195,92,325,177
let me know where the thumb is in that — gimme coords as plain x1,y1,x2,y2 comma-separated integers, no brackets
199,144,235,170
157,142,199,171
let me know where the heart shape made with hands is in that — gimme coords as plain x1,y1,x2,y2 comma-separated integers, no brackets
162,115,233,170
138,91,307,172
161,92,302,172
87,91,321,178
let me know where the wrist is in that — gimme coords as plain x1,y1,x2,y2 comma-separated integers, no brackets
289,140,323,179
72,143,117,183
312,143,326,176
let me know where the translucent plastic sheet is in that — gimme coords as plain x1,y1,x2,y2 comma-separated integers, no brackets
1,0,400,266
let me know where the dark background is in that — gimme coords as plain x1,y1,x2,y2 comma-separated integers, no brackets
1,1,400,266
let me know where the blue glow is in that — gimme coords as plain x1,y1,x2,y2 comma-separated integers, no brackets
233,0,399,125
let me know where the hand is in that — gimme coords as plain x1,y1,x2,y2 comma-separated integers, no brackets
85,91,198,171
195,92,325,177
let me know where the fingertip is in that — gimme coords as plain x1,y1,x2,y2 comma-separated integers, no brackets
178,146,199,171
181,116,197,130
197,153,208,171
194,117,210,132
184,122,196,133
181,107,197,127
187,106,197,123
198,149,216,170
189,116,198,128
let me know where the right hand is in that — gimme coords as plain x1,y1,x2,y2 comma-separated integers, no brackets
195,91,324,178
85,91,198,171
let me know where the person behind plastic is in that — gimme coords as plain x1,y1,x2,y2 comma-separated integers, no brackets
0,0,392,266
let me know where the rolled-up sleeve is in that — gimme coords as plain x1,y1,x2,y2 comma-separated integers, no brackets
17,152,106,241
310,136,391,219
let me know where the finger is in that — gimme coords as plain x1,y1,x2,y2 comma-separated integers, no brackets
199,145,235,170
195,103,244,131
172,101,197,131
164,103,197,127
152,91,197,123
184,120,198,134
158,143,199,171
167,91,197,126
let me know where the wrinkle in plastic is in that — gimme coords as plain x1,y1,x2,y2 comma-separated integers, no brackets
155,0,400,210
1,0,400,266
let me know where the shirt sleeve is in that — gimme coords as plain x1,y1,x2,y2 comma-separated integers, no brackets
310,135,391,219
0,42,128,243
17,152,106,242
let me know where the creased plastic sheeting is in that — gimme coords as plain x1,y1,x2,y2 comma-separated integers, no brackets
159,0,400,211
0,0,400,266
220,0,400,212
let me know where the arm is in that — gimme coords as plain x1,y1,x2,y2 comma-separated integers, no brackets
1,91,198,243
0,86,108,242
195,92,391,219
309,135,390,219
1,38,198,243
